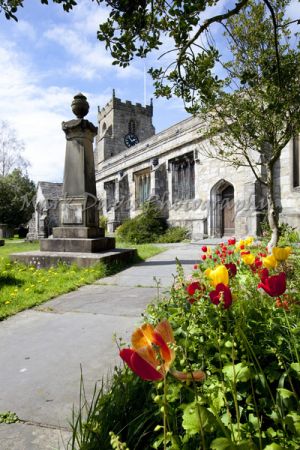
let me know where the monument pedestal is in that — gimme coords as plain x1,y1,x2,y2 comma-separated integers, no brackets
40,236,115,253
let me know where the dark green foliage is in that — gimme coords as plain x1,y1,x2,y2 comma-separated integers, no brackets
0,0,79,20
116,202,168,244
0,169,36,227
70,367,160,450
157,226,189,243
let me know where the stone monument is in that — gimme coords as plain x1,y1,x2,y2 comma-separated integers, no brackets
11,94,135,267
40,93,115,253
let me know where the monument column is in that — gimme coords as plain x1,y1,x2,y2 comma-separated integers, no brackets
40,93,115,252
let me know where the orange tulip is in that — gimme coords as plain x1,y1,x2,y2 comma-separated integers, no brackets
120,320,205,382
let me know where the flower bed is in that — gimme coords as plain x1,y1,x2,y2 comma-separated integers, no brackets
73,238,300,450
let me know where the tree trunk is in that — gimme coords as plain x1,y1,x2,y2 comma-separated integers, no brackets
266,164,280,252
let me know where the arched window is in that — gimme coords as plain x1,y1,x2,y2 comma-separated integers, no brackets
293,135,300,188
102,122,107,133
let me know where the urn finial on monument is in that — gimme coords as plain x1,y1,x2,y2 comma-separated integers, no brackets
71,93,89,119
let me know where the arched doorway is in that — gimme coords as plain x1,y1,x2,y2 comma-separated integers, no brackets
210,180,235,237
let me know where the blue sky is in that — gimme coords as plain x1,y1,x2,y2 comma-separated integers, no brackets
0,1,190,182
0,0,298,182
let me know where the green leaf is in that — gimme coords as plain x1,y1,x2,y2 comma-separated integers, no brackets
290,362,300,378
199,436,254,449
222,362,251,383
276,388,295,399
210,437,234,450
182,402,215,435
263,445,283,450
285,412,300,436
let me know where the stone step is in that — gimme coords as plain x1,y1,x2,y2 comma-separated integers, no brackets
10,248,136,268
40,237,115,253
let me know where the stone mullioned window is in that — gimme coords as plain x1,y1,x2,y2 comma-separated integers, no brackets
134,168,150,208
293,135,300,188
104,180,115,211
170,152,195,202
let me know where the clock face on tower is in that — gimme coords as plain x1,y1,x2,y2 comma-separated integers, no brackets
124,133,139,148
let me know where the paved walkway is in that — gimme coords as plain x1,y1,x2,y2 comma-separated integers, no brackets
0,243,203,450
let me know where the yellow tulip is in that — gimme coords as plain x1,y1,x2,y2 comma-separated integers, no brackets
235,240,245,250
262,254,277,269
205,265,229,287
241,253,255,265
272,246,292,261
244,236,254,246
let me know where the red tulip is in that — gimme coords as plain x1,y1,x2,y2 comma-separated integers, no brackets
186,281,203,304
258,272,286,298
258,267,269,282
201,245,207,252
255,257,262,268
228,238,236,246
225,262,237,277
193,264,199,270
209,283,233,309
201,254,207,261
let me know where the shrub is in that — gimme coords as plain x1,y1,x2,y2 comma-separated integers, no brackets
157,226,189,243
279,223,300,245
99,215,108,231
116,202,167,244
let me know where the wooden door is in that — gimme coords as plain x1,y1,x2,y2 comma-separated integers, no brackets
222,185,235,236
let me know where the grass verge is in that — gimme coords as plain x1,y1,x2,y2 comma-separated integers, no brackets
0,240,166,320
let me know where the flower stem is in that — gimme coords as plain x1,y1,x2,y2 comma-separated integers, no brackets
163,375,167,450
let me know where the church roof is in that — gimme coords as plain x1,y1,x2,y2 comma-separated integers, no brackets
38,181,63,200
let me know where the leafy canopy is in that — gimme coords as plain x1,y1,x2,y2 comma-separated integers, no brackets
0,0,79,20
199,0,300,175
0,169,36,228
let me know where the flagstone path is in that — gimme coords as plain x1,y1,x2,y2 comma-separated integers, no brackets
0,243,205,450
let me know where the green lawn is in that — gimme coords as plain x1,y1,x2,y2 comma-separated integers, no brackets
0,239,166,320
1,240,39,256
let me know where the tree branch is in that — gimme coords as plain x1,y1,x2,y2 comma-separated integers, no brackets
262,0,281,86
177,0,249,74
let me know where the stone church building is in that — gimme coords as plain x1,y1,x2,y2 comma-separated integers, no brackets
95,92,300,240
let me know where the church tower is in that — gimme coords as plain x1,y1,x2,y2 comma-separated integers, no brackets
96,90,155,166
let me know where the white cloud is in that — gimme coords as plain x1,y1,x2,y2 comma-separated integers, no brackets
14,19,37,41
0,40,107,183
43,2,145,81
71,1,110,35
44,25,113,80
